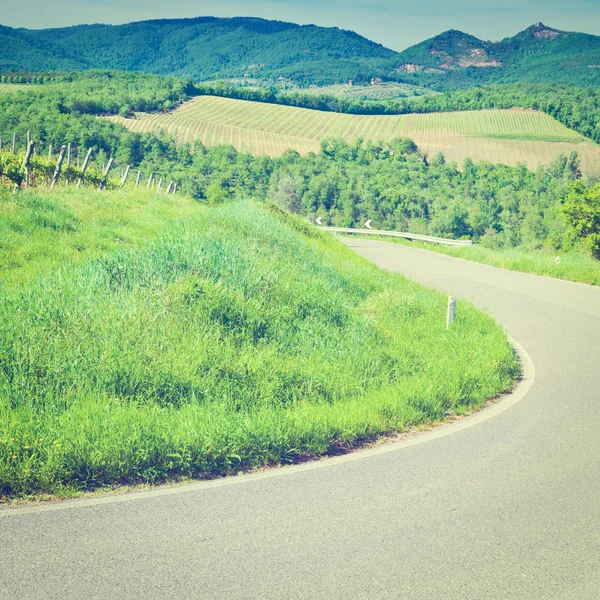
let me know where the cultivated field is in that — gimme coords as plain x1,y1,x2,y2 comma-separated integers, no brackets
110,96,600,173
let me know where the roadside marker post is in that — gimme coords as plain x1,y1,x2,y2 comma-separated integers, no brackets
447,296,456,330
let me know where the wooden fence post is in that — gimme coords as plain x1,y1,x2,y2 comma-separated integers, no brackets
23,141,35,188
135,171,142,187
50,145,67,189
76,148,93,188
12,133,16,154
165,182,173,194
120,165,130,188
157,178,163,193
66,143,71,184
146,173,154,188
48,144,53,160
98,157,114,191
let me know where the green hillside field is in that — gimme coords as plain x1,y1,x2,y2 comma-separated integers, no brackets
0,188,517,498
109,96,600,174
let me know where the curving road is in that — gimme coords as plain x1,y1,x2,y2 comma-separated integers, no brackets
2,239,600,599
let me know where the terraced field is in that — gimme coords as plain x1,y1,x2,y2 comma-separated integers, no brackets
109,96,600,173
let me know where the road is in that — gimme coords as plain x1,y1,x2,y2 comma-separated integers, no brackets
2,239,600,599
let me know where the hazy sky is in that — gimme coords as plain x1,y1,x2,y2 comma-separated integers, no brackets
5,0,600,51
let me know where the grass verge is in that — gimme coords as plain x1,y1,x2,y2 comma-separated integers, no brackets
357,235,600,286
0,192,518,499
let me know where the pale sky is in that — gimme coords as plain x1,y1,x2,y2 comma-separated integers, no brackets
4,0,600,51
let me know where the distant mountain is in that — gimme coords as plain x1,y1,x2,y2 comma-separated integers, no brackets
1,18,599,88
389,23,600,88
0,17,395,85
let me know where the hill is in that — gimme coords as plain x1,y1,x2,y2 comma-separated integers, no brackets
1,19,599,88
0,17,394,85
0,189,517,497
108,95,600,174
390,23,600,88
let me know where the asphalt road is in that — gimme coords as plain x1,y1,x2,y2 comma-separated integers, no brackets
2,239,600,599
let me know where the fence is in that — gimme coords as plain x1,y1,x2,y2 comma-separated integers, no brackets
0,135,180,194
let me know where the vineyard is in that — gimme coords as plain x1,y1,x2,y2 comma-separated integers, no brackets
109,96,600,174
0,147,179,194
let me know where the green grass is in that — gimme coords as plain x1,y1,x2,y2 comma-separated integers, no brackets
362,235,600,286
0,190,518,499
0,186,199,286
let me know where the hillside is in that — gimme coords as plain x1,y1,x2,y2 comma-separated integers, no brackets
0,17,394,85
109,95,600,174
1,18,599,88
0,189,517,497
390,23,600,88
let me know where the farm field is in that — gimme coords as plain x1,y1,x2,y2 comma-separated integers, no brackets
109,96,600,174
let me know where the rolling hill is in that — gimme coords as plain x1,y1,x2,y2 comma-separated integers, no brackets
1,18,599,88
108,95,600,174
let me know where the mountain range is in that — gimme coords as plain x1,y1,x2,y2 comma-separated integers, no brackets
1,17,599,89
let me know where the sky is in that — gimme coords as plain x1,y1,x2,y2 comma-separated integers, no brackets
4,0,600,51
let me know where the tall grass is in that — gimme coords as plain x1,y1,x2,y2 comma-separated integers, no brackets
0,187,199,286
0,193,518,498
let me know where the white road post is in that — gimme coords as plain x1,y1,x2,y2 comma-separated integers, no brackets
447,296,456,330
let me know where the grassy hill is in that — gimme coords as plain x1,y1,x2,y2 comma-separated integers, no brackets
0,187,517,498
1,18,599,88
109,95,600,174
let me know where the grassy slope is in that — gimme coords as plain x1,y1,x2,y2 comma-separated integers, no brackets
0,187,199,286
361,235,600,287
109,97,600,173
0,189,517,498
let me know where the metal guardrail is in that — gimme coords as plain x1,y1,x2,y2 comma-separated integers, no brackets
321,227,473,247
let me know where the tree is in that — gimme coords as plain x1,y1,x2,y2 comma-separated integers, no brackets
269,175,303,213
562,183,600,258
206,182,228,205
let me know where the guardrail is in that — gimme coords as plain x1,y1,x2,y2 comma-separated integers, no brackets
321,227,473,247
